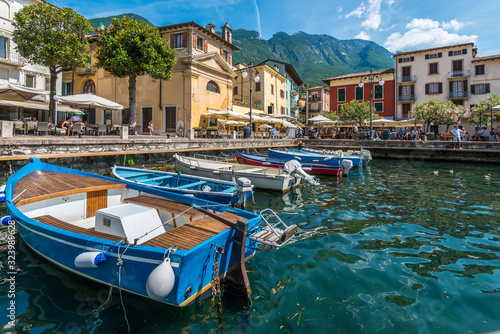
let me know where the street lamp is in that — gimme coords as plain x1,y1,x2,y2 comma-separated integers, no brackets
53,94,59,127
359,69,384,140
241,62,259,138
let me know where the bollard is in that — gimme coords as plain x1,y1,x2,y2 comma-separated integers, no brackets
121,125,128,140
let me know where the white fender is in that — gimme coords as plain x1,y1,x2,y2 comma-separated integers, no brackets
146,258,175,300
0,184,5,202
74,252,107,268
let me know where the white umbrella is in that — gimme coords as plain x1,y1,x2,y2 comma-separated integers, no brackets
221,120,247,126
259,124,272,129
307,114,336,125
0,82,49,101
371,119,397,127
203,110,249,121
57,93,123,110
493,104,500,111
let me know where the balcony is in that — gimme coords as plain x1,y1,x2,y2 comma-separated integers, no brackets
291,104,299,111
291,89,299,96
397,95,417,102
448,91,470,99
308,97,321,102
397,75,417,83
447,69,471,79
75,66,97,76
0,50,26,67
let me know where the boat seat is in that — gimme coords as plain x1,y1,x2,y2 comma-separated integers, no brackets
240,167,263,173
141,175,174,183
122,172,154,179
220,187,236,193
176,180,207,189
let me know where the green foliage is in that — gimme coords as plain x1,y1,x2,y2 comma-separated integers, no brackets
13,2,93,72
121,154,136,166
467,94,500,126
339,100,379,126
95,16,176,125
321,111,339,121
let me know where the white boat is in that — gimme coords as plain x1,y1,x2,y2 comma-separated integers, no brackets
174,154,310,192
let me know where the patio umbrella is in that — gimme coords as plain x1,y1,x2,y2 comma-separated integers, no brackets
57,93,123,110
259,124,272,129
396,119,423,127
221,120,247,126
0,82,49,101
371,119,397,127
203,110,249,121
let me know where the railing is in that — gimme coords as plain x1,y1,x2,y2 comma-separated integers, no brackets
75,66,97,75
0,50,26,65
447,69,471,79
308,97,320,102
232,99,264,111
448,91,471,99
397,95,416,102
397,75,417,83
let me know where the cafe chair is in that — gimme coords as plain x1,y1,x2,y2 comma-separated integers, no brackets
36,122,49,136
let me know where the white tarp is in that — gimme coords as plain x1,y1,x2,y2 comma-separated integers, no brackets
0,82,49,101
58,93,123,110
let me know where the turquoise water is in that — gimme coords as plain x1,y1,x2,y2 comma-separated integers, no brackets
1,159,500,333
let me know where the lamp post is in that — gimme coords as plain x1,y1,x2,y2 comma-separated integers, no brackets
241,62,259,138
53,95,59,127
359,69,384,140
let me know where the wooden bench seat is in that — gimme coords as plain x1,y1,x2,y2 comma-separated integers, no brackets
124,195,202,220
34,215,122,241
176,180,207,189
439,132,453,141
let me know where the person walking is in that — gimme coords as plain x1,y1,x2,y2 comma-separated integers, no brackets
147,120,154,136
451,125,463,149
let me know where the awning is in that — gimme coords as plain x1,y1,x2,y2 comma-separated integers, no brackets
0,82,49,101
0,99,79,112
58,93,124,110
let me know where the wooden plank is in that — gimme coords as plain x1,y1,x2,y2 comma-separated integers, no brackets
87,190,107,218
14,170,125,206
124,196,201,219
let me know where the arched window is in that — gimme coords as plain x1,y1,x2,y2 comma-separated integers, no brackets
0,1,10,20
83,80,95,94
206,81,219,93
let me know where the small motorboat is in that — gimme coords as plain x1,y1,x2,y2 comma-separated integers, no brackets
112,165,253,207
174,154,319,192
300,146,372,167
268,148,365,168
235,151,352,176
5,157,297,307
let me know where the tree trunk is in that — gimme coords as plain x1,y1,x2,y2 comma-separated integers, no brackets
49,68,58,125
129,73,137,126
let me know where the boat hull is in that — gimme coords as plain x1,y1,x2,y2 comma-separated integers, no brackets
235,151,342,176
174,155,302,192
268,149,363,167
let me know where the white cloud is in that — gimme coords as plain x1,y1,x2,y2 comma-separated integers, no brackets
361,0,383,30
355,31,371,40
385,17,475,52
346,3,365,18
384,28,477,53
337,6,343,13
386,0,394,4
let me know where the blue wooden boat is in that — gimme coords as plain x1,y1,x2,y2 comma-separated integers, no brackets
5,157,297,307
268,148,365,167
112,165,253,207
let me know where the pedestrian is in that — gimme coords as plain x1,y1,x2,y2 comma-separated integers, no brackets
148,120,154,136
494,124,500,142
451,125,463,149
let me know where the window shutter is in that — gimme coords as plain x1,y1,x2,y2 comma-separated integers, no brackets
204,40,208,53
463,80,468,88
69,82,73,95
449,81,453,92
438,52,442,58
193,34,197,48
410,85,414,95
486,83,490,93
438,82,443,94
398,86,402,95
398,58,402,63
425,83,429,94
448,51,453,56
220,48,223,57
462,49,467,54
410,56,414,61
425,54,429,59
182,32,187,48
228,53,231,64
470,85,475,94
62,82,65,96
170,34,174,48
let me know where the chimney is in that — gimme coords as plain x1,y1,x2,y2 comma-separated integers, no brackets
207,23,216,34
221,23,232,44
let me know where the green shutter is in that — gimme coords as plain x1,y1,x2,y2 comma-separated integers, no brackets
375,85,383,99
62,83,66,96
69,82,73,95
356,87,363,100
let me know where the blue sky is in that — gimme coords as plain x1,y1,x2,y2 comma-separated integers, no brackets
50,0,500,56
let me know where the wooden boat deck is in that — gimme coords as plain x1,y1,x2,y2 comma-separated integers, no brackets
14,170,125,206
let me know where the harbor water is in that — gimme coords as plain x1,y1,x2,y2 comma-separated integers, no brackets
1,159,500,333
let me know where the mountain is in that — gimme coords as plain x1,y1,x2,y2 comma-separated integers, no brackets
231,29,394,87
88,13,154,30
86,14,394,87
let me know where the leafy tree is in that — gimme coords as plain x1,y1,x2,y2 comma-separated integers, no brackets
339,100,379,126
321,111,339,121
410,99,467,132
466,94,500,126
95,16,176,126
13,2,93,123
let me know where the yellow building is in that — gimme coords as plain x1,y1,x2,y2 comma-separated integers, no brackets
62,21,238,134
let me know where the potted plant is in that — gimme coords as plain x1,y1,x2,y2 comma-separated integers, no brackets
206,126,218,137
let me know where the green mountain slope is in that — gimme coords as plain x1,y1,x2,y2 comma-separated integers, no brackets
231,29,394,87
88,13,154,30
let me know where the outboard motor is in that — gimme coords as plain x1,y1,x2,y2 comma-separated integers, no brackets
236,177,254,209
283,160,320,186
341,159,353,177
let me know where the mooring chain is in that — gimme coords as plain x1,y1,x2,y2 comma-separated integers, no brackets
209,244,224,329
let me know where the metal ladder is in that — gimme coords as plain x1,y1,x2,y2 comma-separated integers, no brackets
248,208,297,248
